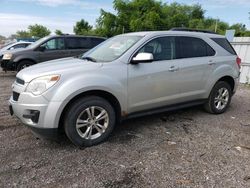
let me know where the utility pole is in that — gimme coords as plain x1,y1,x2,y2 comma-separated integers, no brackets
215,18,218,33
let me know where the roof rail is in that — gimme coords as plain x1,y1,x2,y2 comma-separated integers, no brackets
170,28,216,34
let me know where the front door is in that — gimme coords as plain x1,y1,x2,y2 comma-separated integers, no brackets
128,36,180,113
38,37,69,62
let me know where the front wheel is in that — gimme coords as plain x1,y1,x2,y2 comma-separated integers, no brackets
64,96,116,147
204,81,232,114
16,60,34,72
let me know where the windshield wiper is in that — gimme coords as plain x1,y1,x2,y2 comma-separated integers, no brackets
81,56,97,62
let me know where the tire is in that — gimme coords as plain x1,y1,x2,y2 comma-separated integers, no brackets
204,81,232,114
64,96,116,147
16,60,34,72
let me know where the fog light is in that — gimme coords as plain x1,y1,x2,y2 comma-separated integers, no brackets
23,110,40,123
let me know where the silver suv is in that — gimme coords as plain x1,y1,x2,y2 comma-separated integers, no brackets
9,29,241,147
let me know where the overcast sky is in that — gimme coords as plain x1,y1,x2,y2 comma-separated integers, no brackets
0,0,249,37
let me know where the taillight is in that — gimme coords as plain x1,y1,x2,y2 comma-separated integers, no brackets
236,57,241,69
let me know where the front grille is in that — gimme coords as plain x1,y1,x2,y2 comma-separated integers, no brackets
13,91,20,101
16,77,25,85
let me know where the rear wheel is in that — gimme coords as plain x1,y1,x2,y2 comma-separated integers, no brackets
64,96,116,147
16,60,34,72
204,81,232,114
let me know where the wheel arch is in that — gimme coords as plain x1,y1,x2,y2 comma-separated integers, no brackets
15,58,37,70
58,90,122,133
217,76,235,92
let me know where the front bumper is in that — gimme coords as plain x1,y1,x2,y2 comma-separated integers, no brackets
9,81,63,139
1,59,15,71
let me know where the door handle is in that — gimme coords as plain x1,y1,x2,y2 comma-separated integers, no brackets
168,66,179,72
208,60,215,66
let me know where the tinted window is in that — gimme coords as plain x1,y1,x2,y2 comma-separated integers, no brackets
66,37,90,49
211,38,236,55
176,37,215,59
138,37,175,61
10,44,26,49
90,38,105,48
40,38,65,50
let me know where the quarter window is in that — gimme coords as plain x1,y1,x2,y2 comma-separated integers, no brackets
211,38,236,55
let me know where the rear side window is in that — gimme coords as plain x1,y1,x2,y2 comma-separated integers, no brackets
66,37,90,49
176,37,215,59
90,38,105,48
211,38,236,55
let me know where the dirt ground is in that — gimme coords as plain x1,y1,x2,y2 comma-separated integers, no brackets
1,71,250,188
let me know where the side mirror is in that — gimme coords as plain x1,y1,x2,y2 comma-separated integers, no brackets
9,47,14,50
37,46,46,52
131,52,154,64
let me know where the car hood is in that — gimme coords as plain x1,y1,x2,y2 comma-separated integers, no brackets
3,48,30,55
17,57,103,83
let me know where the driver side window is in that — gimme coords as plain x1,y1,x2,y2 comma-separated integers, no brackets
40,38,65,50
138,37,175,61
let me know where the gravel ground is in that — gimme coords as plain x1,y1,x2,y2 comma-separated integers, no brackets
1,71,250,188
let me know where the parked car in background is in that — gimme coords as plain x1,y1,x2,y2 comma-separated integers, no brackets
9,29,240,147
0,41,32,59
1,35,106,71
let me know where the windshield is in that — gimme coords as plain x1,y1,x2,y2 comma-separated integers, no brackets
82,35,142,62
26,36,50,49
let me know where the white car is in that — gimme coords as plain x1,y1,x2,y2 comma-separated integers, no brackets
0,41,32,57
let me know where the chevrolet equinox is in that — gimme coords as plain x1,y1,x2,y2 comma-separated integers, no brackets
9,29,241,147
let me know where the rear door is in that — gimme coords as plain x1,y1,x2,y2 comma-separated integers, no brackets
38,37,68,62
172,36,216,101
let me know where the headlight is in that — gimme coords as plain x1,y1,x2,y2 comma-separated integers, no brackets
2,53,12,60
25,75,60,96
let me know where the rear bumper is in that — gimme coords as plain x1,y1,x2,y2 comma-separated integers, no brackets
233,76,239,95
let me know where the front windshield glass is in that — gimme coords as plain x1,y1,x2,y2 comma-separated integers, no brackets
82,35,142,62
26,36,50,49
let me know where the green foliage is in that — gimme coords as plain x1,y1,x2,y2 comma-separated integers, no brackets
229,23,247,36
28,24,51,38
55,29,63,35
16,30,31,38
94,0,250,37
16,24,51,38
73,19,93,35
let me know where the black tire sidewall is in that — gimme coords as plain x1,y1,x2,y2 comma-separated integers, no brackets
209,81,232,114
64,96,116,147
17,61,33,72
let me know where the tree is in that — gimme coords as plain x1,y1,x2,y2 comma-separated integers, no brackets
95,0,250,37
96,0,207,37
73,19,93,35
55,29,63,35
229,23,247,36
16,30,31,38
28,24,51,38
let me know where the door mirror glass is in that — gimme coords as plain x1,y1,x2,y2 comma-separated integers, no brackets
131,52,153,64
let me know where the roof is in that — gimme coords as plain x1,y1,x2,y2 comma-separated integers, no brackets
123,30,224,38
